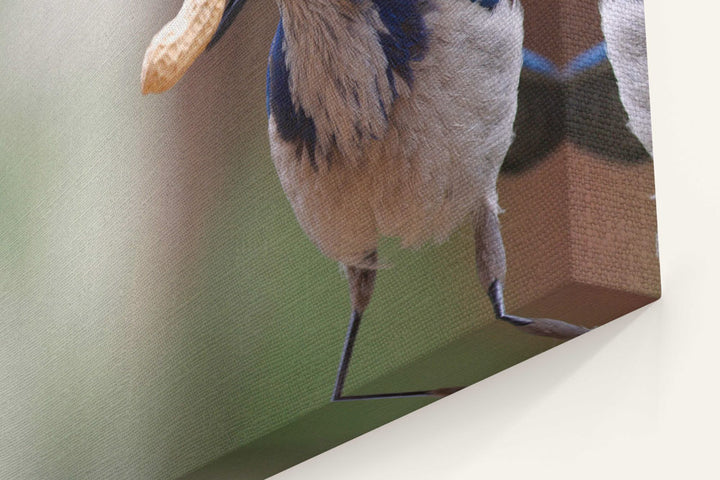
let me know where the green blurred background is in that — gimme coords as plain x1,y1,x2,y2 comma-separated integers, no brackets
0,1,560,478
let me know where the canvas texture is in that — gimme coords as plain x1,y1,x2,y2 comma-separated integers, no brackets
0,1,659,479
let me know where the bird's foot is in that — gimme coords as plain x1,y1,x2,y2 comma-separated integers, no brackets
502,315,590,339
490,280,590,340
428,386,466,398
500,314,533,327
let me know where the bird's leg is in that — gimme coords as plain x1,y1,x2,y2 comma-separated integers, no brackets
331,259,377,401
474,206,590,340
331,253,465,401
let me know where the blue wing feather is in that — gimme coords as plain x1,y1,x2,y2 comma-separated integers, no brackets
372,0,430,93
472,0,501,10
266,20,318,168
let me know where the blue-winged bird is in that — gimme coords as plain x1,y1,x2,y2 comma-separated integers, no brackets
142,0,589,401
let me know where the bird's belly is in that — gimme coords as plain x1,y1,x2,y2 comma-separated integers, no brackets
267,0,524,266
269,114,502,267
366,126,500,249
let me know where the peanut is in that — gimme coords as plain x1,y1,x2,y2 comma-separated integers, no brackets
141,0,225,94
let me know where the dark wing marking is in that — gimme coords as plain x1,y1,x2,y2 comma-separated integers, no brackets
266,20,319,169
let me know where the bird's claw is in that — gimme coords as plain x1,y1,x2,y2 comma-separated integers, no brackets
511,316,590,340
429,387,466,398
500,314,534,327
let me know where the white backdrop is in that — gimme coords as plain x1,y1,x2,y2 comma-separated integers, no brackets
274,1,720,478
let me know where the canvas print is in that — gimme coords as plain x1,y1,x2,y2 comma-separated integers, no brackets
0,0,659,479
